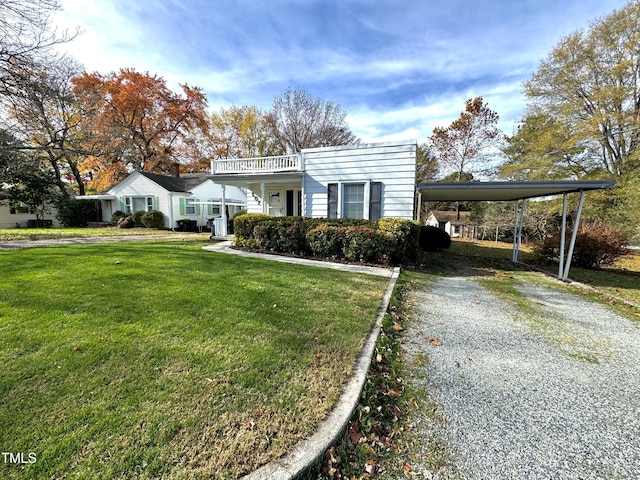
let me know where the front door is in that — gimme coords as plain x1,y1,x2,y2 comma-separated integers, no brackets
267,189,284,216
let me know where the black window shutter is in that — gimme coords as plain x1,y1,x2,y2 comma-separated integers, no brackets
327,183,338,218
369,181,382,220
286,190,294,216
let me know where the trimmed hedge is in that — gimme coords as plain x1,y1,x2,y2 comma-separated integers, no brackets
234,213,422,265
378,217,420,263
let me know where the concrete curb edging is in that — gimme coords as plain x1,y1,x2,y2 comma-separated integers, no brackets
202,242,396,278
241,266,401,480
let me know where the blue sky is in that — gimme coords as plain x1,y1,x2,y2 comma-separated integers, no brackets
54,0,630,143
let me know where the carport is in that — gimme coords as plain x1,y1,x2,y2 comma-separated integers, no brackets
417,180,615,281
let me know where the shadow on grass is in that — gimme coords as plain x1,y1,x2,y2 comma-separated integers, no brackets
416,250,525,279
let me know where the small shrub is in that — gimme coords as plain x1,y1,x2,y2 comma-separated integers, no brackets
419,225,451,251
110,210,127,226
306,224,346,259
132,210,146,227
342,226,395,265
116,215,136,229
142,210,165,229
535,221,629,268
377,218,420,264
253,217,306,254
228,209,247,234
233,213,271,240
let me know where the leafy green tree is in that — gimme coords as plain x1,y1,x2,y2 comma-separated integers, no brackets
501,113,590,180
523,1,640,178
0,131,57,223
506,2,640,241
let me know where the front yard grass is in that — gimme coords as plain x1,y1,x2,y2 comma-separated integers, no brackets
0,227,207,242
0,241,388,479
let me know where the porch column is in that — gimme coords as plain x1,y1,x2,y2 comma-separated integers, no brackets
220,184,227,236
261,183,266,214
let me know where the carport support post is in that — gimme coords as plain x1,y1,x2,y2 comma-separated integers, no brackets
559,193,568,279
512,199,526,263
562,190,586,281
512,201,519,262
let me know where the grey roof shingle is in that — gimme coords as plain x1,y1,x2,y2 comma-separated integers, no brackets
139,172,208,192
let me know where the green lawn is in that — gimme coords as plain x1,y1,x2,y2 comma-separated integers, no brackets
0,227,207,241
0,241,388,479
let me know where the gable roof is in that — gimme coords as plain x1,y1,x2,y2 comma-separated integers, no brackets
139,172,208,192
428,210,475,224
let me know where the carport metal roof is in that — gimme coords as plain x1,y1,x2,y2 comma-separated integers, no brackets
417,179,616,281
417,179,615,202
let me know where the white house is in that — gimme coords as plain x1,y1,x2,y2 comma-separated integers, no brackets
425,210,478,238
208,140,418,235
77,171,246,231
0,199,60,228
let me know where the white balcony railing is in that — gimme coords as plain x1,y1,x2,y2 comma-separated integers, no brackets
211,154,301,175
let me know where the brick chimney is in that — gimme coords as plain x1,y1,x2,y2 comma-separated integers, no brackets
170,162,180,178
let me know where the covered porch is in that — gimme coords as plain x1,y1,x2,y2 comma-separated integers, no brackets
208,172,304,236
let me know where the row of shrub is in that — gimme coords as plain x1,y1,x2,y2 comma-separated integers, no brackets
233,214,451,265
110,210,165,229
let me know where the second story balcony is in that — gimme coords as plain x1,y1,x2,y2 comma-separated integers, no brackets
210,154,302,175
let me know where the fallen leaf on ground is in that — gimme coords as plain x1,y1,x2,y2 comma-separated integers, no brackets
393,321,404,332
428,338,442,346
348,421,362,444
365,460,376,476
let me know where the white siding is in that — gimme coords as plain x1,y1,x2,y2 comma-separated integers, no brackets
245,188,264,214
109,173,172,226
0,202,61,228
302,140,416,219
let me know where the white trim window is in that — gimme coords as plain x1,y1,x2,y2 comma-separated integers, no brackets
342,183,365,219
146,197,154,211
124,197,133,214
327,181,383,220
185,199,197,215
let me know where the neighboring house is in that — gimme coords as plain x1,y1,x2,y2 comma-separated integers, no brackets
0,198,60,228
425,210,478,238
76,171,246,231
208,140,418,235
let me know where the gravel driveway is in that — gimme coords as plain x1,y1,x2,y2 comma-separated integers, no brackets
403,268,640,480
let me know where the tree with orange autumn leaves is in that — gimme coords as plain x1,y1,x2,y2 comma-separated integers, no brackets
72,69,208,191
